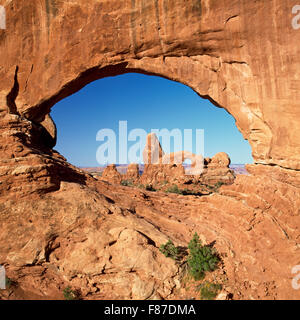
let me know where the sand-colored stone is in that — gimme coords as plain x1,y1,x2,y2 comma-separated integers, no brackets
0,0,300,301
140,163,185,185
124,163,140,183
101,164,122,184
209,152,231,168
143,133,164,165
0,0,300,170
1,171,299,300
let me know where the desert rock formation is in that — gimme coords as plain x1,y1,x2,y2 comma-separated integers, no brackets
101,164,122,184
99,133,234,187
143,133,165,165
1,0,300,170
0,0,299,300
124,163,140,182
136,133,234,186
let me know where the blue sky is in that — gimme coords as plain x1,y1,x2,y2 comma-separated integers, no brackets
51,73,253,167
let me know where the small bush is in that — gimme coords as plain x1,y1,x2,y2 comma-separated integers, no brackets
165,185,201,196
145,184,156,192
181,188,191,195
159,239,179,260
215,181,224,189
63,286,78,300
121,180,133,187
181,188,202,196
197,281,222,300
5,277,17,289
187,233,220,281
166,185,182,194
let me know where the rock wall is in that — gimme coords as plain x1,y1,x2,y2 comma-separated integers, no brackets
0,0,300,300
0,0,300,172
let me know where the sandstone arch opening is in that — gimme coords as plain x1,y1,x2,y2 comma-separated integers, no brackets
1,1,299,301
49,72,253,181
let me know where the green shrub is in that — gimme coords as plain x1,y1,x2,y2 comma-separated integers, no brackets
145,184,156,192
197,281,222,300
5,277,17,289
165,185,201,196
187,233,220,281
215,181,224,189
121,180,133,187
181,188,202,196
63,286,78,300
166,185,182,194
159,239,179,260
181,188,190,195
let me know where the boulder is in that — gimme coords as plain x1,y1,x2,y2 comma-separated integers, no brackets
101,164,122,184
124,163,140,183
209,152,231,168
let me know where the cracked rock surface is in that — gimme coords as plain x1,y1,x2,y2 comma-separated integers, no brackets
0,0,300,300
0,0,300,169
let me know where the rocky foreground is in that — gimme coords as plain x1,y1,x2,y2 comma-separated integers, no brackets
0,158,299,300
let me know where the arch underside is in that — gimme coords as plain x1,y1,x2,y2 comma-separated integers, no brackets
17,60,268,167
0,0,299,171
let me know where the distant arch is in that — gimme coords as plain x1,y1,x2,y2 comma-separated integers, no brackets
162,151,204,175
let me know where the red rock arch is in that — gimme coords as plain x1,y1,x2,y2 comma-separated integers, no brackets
1,0,300,174
162,151,204,175
0,1,300,300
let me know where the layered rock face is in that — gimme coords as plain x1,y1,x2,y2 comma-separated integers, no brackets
136,134,235,186
1,0,300,170
99,134,234,186
202,152,234,185
1,171,299,300
101,164,122,184
124,163,140,181
0,0,300,300
1,0,300,196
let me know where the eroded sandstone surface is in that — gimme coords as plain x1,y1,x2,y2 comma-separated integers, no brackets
0,0,300,300
0,168,299,300
1,0,300,169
